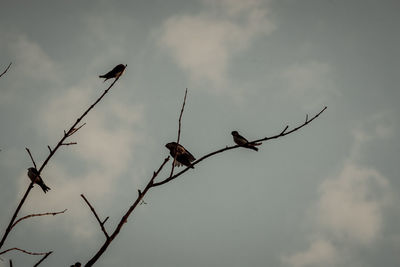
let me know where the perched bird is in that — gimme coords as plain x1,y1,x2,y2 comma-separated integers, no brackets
99,64,126,82
231,131,261,151
165,142,196,168
27,167,50,193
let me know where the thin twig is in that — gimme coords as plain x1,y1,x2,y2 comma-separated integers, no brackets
153,106,327,187
33,251,53,267
9,259,12,267
47,146,52,153
25,148,37,169
61,142,78,146
80,195,109,239
11,209,67,229
0,71,124,250
0,248,50,256
68,122,86,136
102,217,109,225
84,157,170,267
169,88,188,178
0,62,12,79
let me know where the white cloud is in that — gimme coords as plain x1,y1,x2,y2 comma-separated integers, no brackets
282,239,337,267
3,33,59,83
282,113,394,267
317,163,389,244
159,0,275,92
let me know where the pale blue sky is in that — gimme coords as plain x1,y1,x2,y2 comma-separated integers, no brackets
0,0,399,266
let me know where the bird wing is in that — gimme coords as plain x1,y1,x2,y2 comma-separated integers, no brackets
183,149,196,161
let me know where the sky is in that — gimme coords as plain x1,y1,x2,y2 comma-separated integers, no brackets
0,0,399,266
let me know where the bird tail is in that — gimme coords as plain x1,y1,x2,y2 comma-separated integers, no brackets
243,144,259,151
248,146,258,152
99,75,108,82
39,182,51,193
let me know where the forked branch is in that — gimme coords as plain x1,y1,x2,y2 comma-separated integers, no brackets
0,72,125,250
152,106,327,187
80,194,109,239
83,157,170,266
11,209,67,230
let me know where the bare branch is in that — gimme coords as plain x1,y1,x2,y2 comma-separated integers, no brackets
61,142,78,146
9,259,12,267
280,125,289,135
0,248,50,256
0,62,12,79
80,195,109,239
102,217,109,226
0,183,34,249
11,209,67,230
33,251,53,267
47,145,52,153
68,122,86,136
0,70,125,250
25,148,37,169
84,157,170,266
169,88,188,178
153,106,327,187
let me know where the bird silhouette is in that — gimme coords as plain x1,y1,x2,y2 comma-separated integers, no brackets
165,142,196,168
27,167,50,193
99,64,126,82
231,131,261,151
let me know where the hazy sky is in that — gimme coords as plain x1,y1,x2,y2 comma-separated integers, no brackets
0,0,399,266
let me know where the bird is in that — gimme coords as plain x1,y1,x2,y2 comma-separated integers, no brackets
165,142,196,168
99,64,126,82
27,167,50,193
231,131,261,151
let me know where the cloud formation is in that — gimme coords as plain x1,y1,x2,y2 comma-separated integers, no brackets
282,114,394,267
159,0,275,91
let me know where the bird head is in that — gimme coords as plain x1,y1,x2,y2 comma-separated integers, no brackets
165,142,177,151
231,131,239,136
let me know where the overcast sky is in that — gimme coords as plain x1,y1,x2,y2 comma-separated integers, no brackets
0,0,399,266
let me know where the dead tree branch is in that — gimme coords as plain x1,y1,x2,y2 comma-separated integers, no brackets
0,248,51,257
11,209,67,230
33,251,53,267
82,87,326,266
0,248,52,267
0,62,11,79
83,157,170,267
0,71,125,250
152,106,327,187
25,148,37,169
61,142,78,146
169,88,188,178
80,194,109,239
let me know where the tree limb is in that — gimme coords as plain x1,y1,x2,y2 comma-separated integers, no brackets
83,157,170,267
25,148,37,169
152,106,327,187
80,194,109,239
0,248,50,256
169,88,188,178
11,209,67,230
0,71,125,250
33,251,52,267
